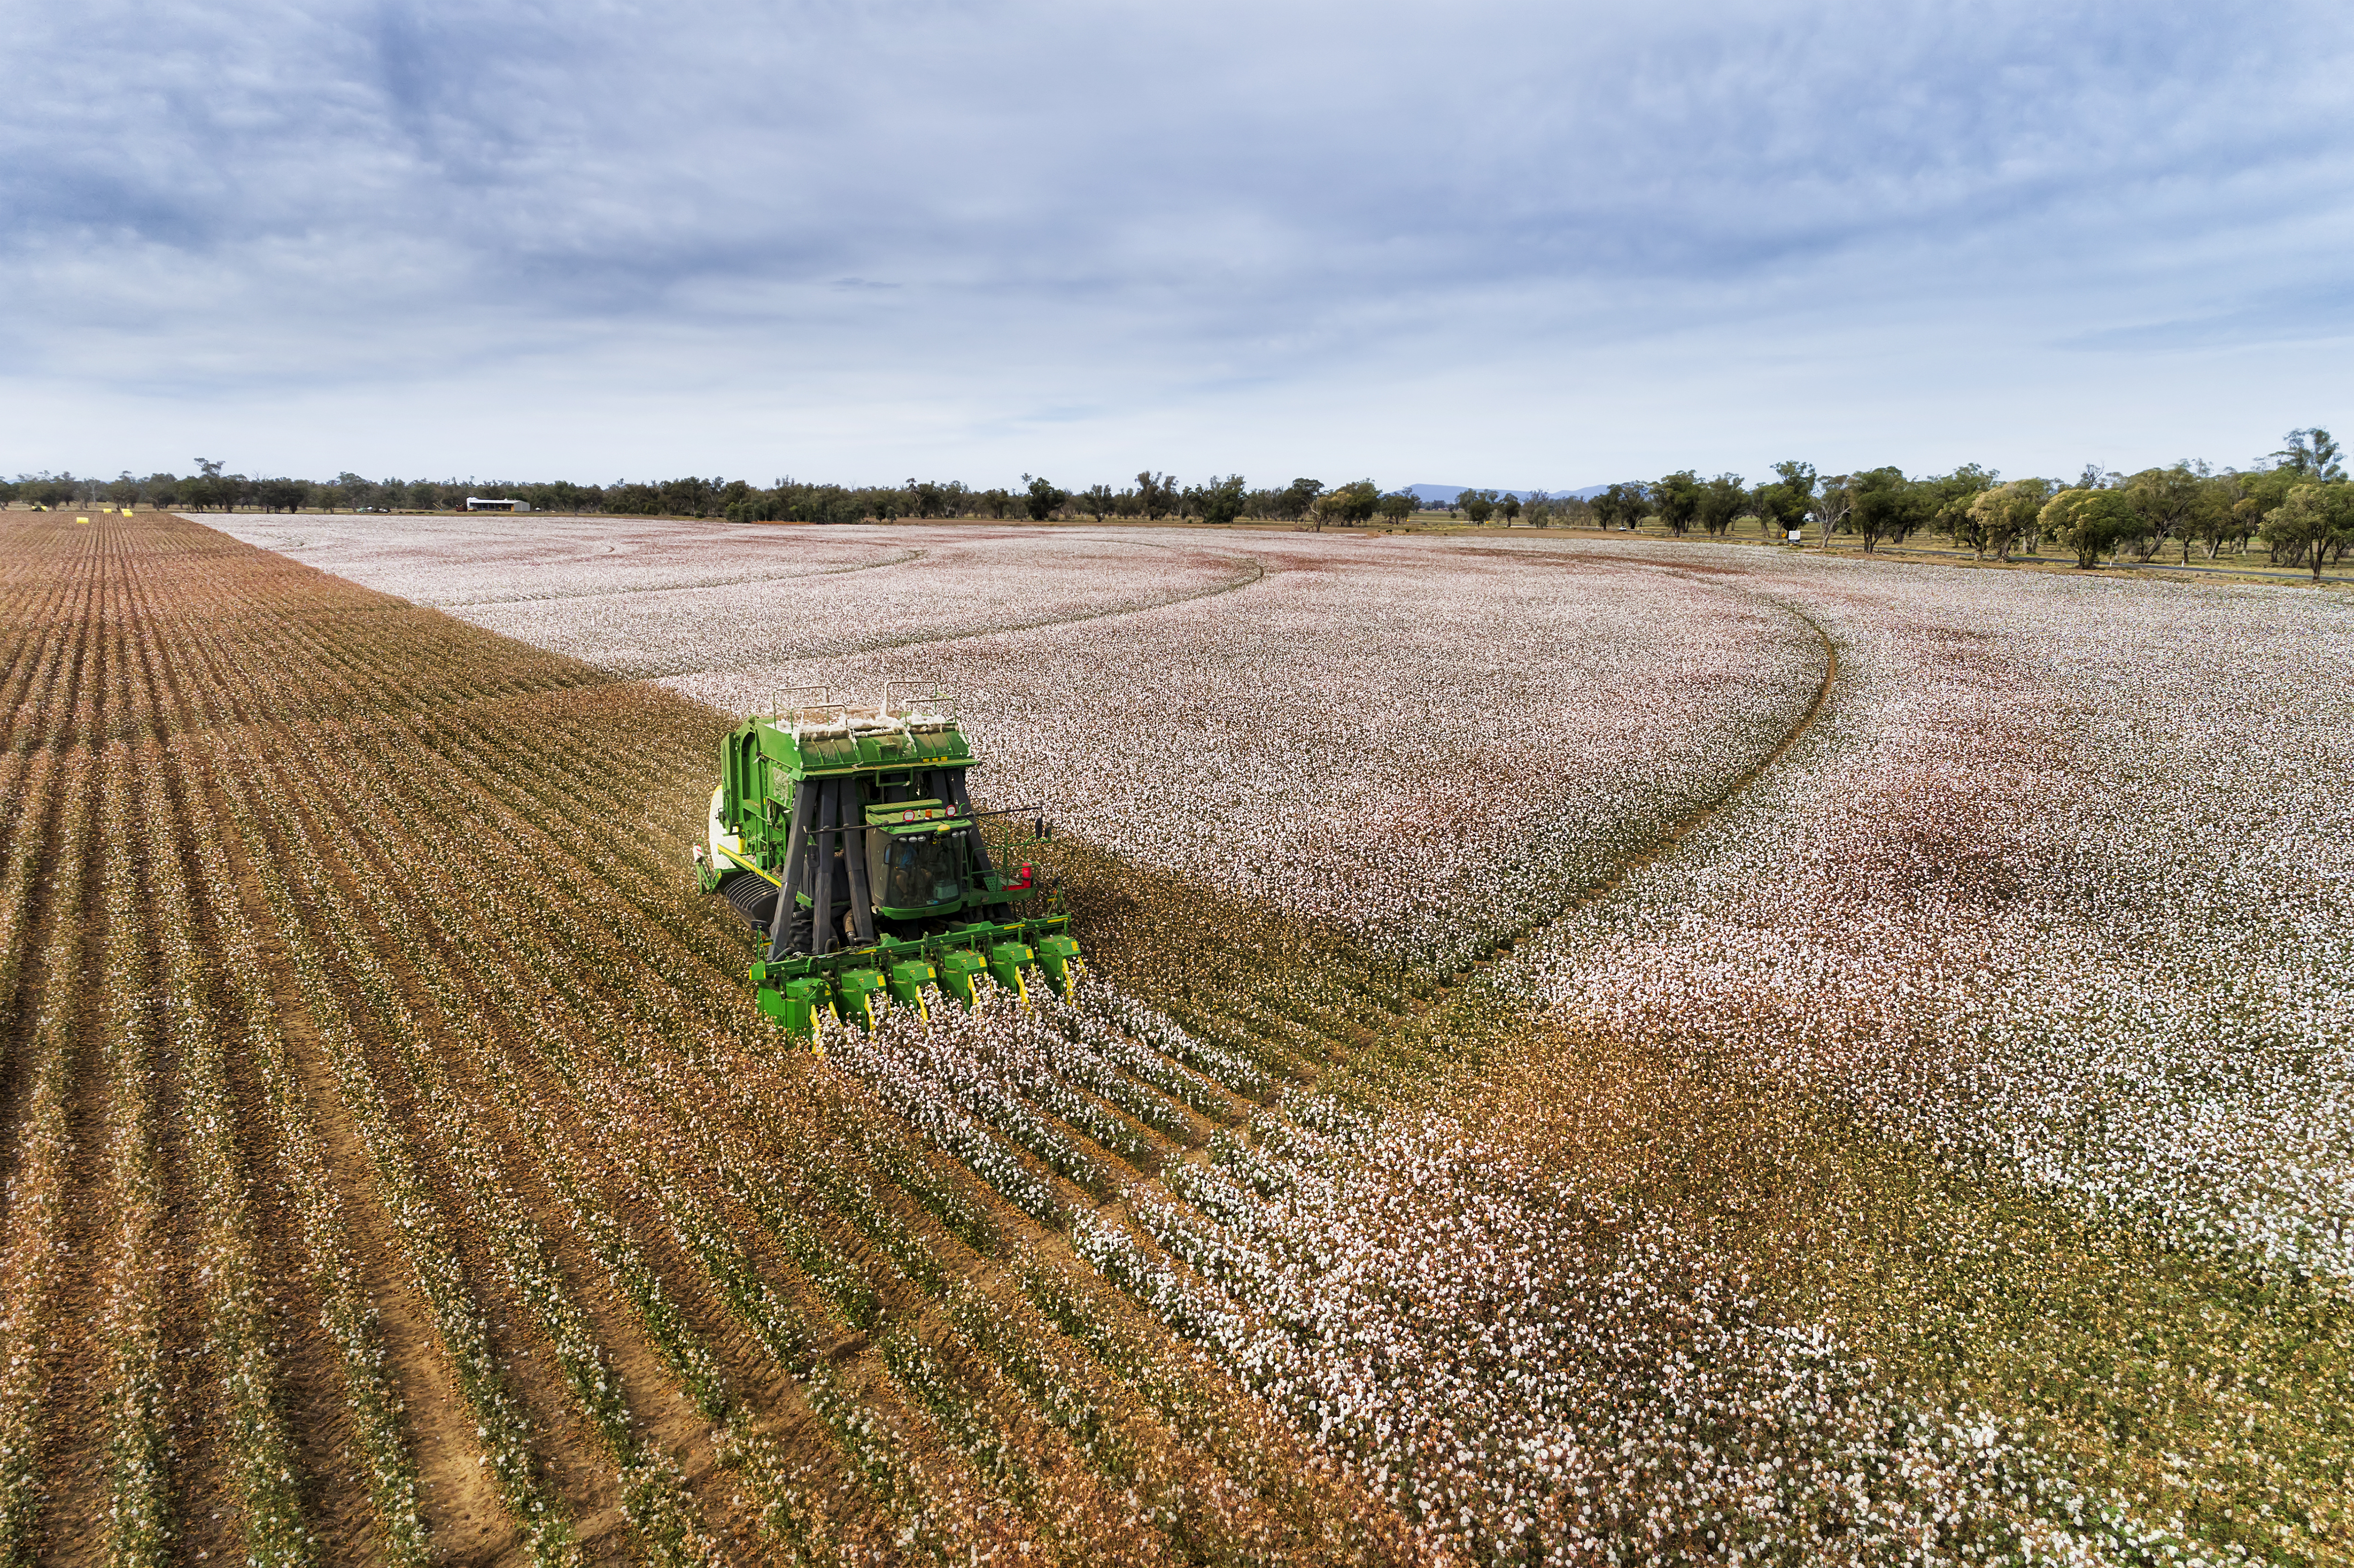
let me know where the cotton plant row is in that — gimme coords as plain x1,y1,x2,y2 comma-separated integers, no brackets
1002,1249,1421,1562
0,603,96,1560
205,752,586,1568
0,755,90,1558
113,601,396,1568
881,1308,1166,1562
827,1009,1081,1224
144,697,432,1562
836,971,2215,1566
276,830,721,1568
96,781,171,1567
58,593,323,1566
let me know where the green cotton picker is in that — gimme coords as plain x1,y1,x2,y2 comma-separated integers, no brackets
693,692,1082,1039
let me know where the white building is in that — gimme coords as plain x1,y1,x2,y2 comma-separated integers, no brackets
464,496,532,511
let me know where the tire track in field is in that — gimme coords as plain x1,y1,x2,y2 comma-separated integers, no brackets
852,541,1269,657
1421,556,1840,987
438,546,928,608
633,541,1271,679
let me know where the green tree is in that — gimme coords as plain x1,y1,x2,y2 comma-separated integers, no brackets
905,479,950,517
2120,464,2203,563
1848,467,1919,553
1696,473,1744,537
1135,471,1177,520
2260,482,2354,579
1807,474,1853,549
1183,475,1247,525
2041,487,2138,568
1323,480,1380,524
256,477,308,512
1917,464,1998,553
1079,483,1115,522
2181,473,2243,560
183,458,226,511
1458,488,1497,524
1651,471,1702,537
1377,491,1415,523
1753,461,1815,540
2270,428,2345,481
1021,474,1068,521
1961,479,2052,562
1590,482,1646,530
1275,478,1323,519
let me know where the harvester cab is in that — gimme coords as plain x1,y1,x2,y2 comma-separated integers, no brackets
693,691,1080,1039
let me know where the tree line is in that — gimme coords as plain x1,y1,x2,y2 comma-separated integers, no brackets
9,430,2345,575
1582,428,2351,578
0,465,1460,528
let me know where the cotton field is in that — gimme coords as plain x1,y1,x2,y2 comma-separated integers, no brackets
144,509,2354,1564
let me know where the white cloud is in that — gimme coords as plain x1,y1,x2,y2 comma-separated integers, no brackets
4,0,2349,483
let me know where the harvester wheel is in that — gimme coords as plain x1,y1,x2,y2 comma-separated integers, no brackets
718,870,780,930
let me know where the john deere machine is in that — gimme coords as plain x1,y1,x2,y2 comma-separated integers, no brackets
694,693,1081,1038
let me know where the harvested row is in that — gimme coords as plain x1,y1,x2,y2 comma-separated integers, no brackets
0,511,1417,1563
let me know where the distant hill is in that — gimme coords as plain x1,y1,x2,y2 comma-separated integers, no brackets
1405,483,1621,504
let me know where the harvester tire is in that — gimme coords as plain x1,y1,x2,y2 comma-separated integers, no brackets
718,870,779,930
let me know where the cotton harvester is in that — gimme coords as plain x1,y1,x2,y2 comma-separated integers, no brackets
693,692,1082,1039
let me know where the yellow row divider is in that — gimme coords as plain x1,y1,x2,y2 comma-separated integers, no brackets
714,841,781,888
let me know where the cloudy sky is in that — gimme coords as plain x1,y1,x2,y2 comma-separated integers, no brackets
5,0,2349,489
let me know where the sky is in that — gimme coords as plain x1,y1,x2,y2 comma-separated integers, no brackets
4,0,2350,491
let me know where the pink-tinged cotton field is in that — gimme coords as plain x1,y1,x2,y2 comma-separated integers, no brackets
196,510,2354,1566
1506,553,2354,1277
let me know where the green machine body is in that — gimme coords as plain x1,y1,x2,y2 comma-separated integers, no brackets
694,694,1080,1039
